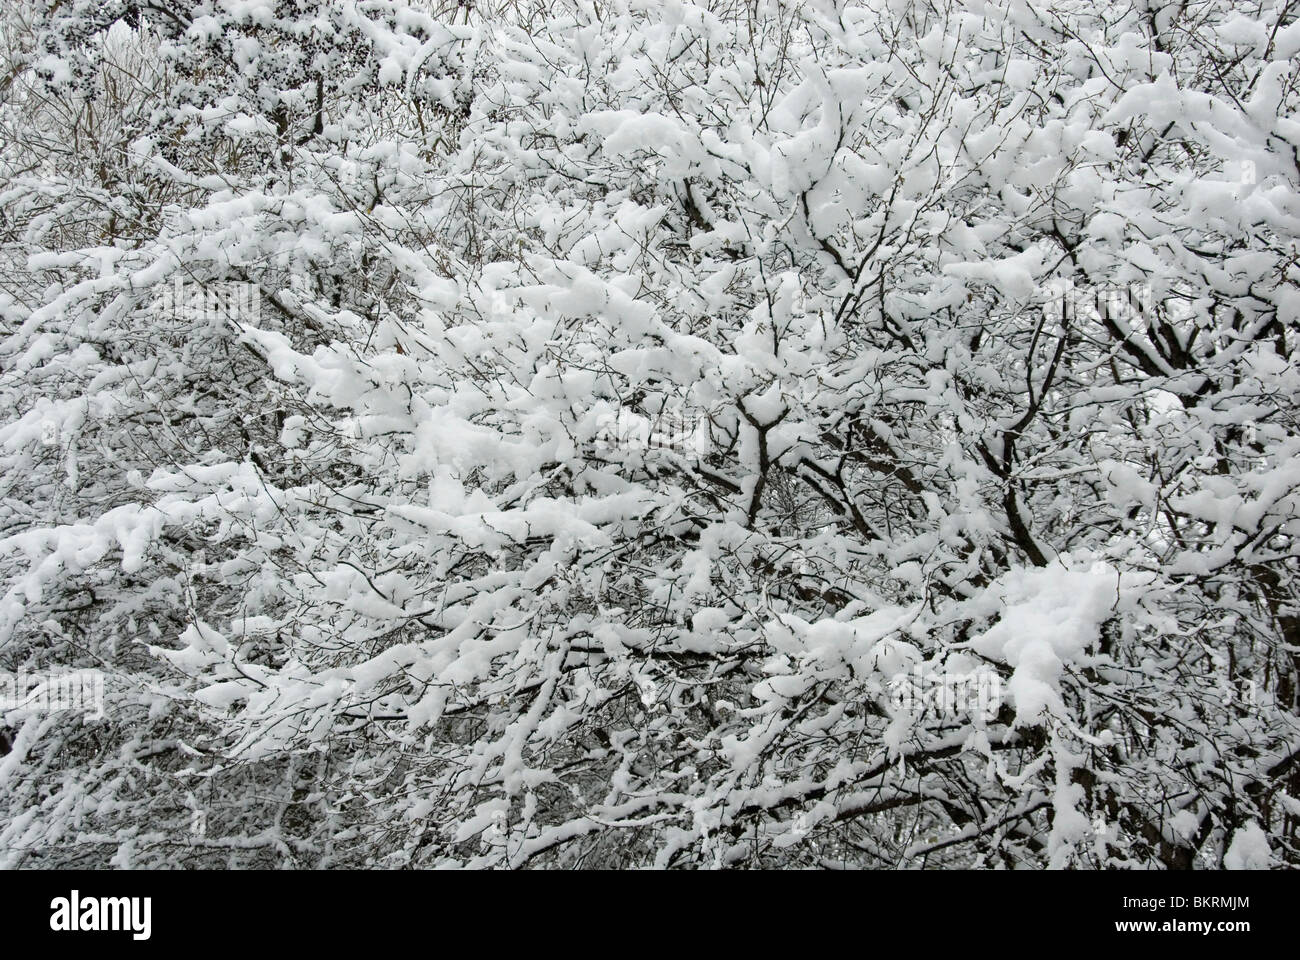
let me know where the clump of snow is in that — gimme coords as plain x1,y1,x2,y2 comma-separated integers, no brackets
966,557,1143,725
1223,822,1271,869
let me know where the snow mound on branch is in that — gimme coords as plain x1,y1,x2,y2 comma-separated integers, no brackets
968,559,1142,725
1224,822,1271,869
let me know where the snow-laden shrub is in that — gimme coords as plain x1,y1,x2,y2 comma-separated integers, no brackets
1,0,1298,868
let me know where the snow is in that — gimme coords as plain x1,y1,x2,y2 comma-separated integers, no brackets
965,559,1136,725
1224,822,1271,870
1,0,1296,872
